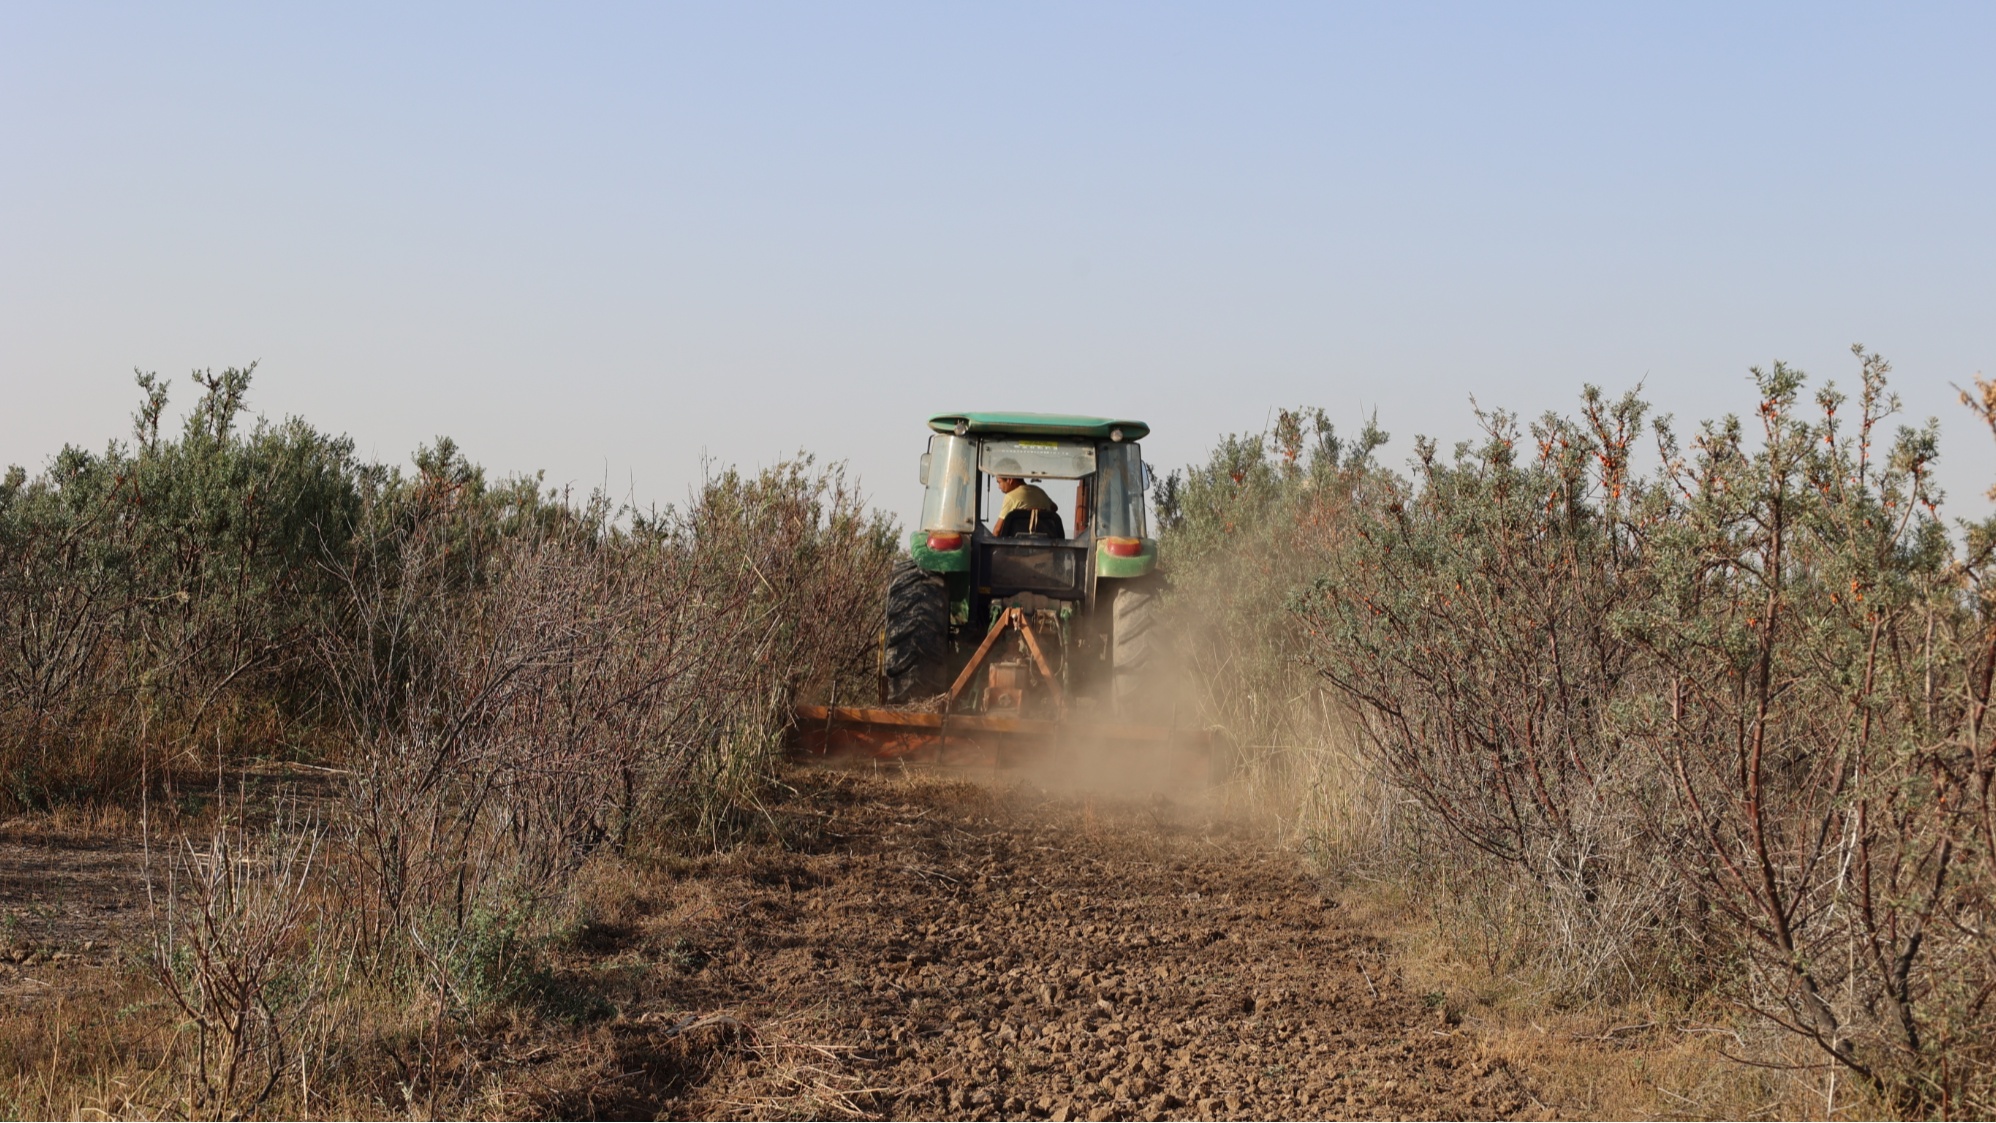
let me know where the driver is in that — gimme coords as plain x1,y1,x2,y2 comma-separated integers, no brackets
995,475,1058,533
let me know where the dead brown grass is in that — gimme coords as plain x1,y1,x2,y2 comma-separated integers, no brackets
0,967,176,1119
1333,876,1897,1121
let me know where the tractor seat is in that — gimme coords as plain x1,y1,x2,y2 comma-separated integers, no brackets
997,508,1066,539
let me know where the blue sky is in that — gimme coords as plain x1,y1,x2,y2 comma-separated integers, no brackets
4,3,1992,527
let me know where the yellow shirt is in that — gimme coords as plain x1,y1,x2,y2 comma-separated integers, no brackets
998,483,1057,518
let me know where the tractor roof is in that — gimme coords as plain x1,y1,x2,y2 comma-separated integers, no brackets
926,412,1150,441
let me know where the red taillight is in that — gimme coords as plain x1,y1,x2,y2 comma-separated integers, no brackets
1101,537,1142,557
926,532,965,551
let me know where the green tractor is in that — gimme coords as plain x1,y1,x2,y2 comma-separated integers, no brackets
795,412,1177,760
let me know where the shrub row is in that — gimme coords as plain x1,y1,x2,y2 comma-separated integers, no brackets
1162,348,1996,1116
0,366,894,820
0,367,898,1115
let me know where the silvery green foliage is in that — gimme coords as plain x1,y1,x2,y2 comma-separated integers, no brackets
0,365,366,806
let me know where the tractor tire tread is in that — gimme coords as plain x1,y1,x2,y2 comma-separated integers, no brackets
1111,579,1161,714
883,560,948,703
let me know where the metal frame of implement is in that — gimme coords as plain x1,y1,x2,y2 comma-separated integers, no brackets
792,609,1203,763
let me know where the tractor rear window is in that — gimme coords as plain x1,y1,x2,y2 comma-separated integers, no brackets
985,543,1082,593
979,439,1096,480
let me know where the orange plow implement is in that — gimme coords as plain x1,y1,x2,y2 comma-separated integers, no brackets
790,704,1207,767
789,606,1210,768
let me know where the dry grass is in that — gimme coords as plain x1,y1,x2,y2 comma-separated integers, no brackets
1333,876,1884,1121
0,802,147,846
0,968,174,1118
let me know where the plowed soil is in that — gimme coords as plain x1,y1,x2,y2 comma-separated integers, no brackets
566,766,1532,1120
0,766,1541,1120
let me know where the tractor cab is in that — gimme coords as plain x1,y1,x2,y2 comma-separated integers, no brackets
911,413,1155,615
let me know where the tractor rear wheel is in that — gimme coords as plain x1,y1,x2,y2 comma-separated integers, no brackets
1110,579,1161,717
883,560,948,703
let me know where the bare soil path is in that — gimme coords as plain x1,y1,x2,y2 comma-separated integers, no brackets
0,765,332,1005
573,767,1531,1120
0,833,146,1002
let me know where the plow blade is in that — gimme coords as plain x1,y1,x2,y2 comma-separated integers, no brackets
791,704,1209,767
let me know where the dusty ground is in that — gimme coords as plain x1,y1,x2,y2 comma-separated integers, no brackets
551,765,1533,1120
0,831,147,1001
0,768,324,1004
0,764,1618,1120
